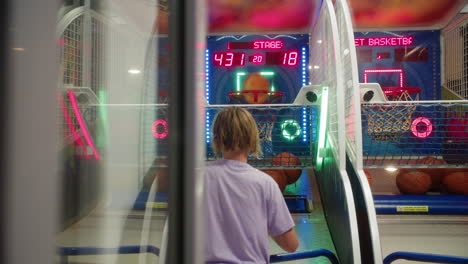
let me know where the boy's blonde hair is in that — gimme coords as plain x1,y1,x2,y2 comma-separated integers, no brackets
212,106,262,158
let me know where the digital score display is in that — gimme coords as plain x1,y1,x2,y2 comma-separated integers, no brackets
213,51,299,67
212,40,299,67
207,34,308,104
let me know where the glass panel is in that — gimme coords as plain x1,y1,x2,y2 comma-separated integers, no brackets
56,1,168,263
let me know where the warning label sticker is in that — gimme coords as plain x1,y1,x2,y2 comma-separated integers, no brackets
396,206,429,212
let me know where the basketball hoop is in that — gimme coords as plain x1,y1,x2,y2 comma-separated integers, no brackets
251,107,278,157
227,90,285,104
382,86,421,101
364,87,421,140
226,90,285,157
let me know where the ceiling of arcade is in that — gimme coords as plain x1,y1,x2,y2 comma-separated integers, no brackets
98,0,467,34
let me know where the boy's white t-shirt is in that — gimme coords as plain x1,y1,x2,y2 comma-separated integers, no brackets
204,159,294,263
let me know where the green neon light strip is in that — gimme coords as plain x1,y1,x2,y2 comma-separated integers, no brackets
236,71,275,91
97,90,109,147
316,87,328,169
260,71,275,91
236,72,247,91
259,71,274,76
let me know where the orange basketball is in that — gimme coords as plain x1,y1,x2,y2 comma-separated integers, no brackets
243,72,270,104
396,170,431,194
262,169,287,192
417,156,447,189
442,171,468,195
284,169,302,185
272,153,301,185
272,152,301,166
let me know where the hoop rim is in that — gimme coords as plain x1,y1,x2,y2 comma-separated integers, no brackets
227,90,285,104
382,86,421,96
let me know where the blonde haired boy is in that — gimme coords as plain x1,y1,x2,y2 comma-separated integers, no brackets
205,106,298,263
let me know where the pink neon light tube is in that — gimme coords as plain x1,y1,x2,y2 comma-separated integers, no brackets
364,69,404,87
68,89,101,160
58,94,87,152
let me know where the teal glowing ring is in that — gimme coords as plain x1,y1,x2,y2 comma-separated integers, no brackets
281,119,301,141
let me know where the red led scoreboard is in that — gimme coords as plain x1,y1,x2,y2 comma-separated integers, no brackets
213,40,299,67
206,34,309,104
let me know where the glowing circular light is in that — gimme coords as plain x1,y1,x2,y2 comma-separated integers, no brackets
281,119,301,141
152,119,168,139
411,117,433,138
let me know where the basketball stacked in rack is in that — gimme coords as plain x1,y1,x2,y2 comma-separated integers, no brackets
395,156,468,194
396,170,432,194
243,72,270,104
442,169,468,194
417,156,447,190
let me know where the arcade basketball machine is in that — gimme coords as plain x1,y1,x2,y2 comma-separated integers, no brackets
203,0,374,262
352,4,468,261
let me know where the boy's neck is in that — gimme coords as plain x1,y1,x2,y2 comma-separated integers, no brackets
223,150,249,163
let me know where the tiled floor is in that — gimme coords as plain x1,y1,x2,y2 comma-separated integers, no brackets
58,171,338,263
378,214,468,263
369,168,468,262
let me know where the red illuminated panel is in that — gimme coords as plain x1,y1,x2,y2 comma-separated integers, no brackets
253,40,283,49
228,42,254,49
394,47,428,62
364,69,404,87
357,49,372,63
249,54,264,64
265,51,299,66
228,40,284,50
355,37,413,47
376,52,391,60
213,52,245,67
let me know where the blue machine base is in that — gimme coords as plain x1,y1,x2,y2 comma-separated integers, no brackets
134,192,310,213
374,195,468,214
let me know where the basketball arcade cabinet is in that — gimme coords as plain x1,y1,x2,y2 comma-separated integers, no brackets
355,31,468,214
205,34,321,213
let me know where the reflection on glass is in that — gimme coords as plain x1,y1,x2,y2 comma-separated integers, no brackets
56,1,167,263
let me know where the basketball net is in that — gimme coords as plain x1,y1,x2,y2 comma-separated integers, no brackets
227,91,284,156
364,87,419,141
255,109,275,142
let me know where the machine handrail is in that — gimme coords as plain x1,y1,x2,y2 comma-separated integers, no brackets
59,246,339,263
270,249,339,263
58,245,160,256
383,251,468,264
